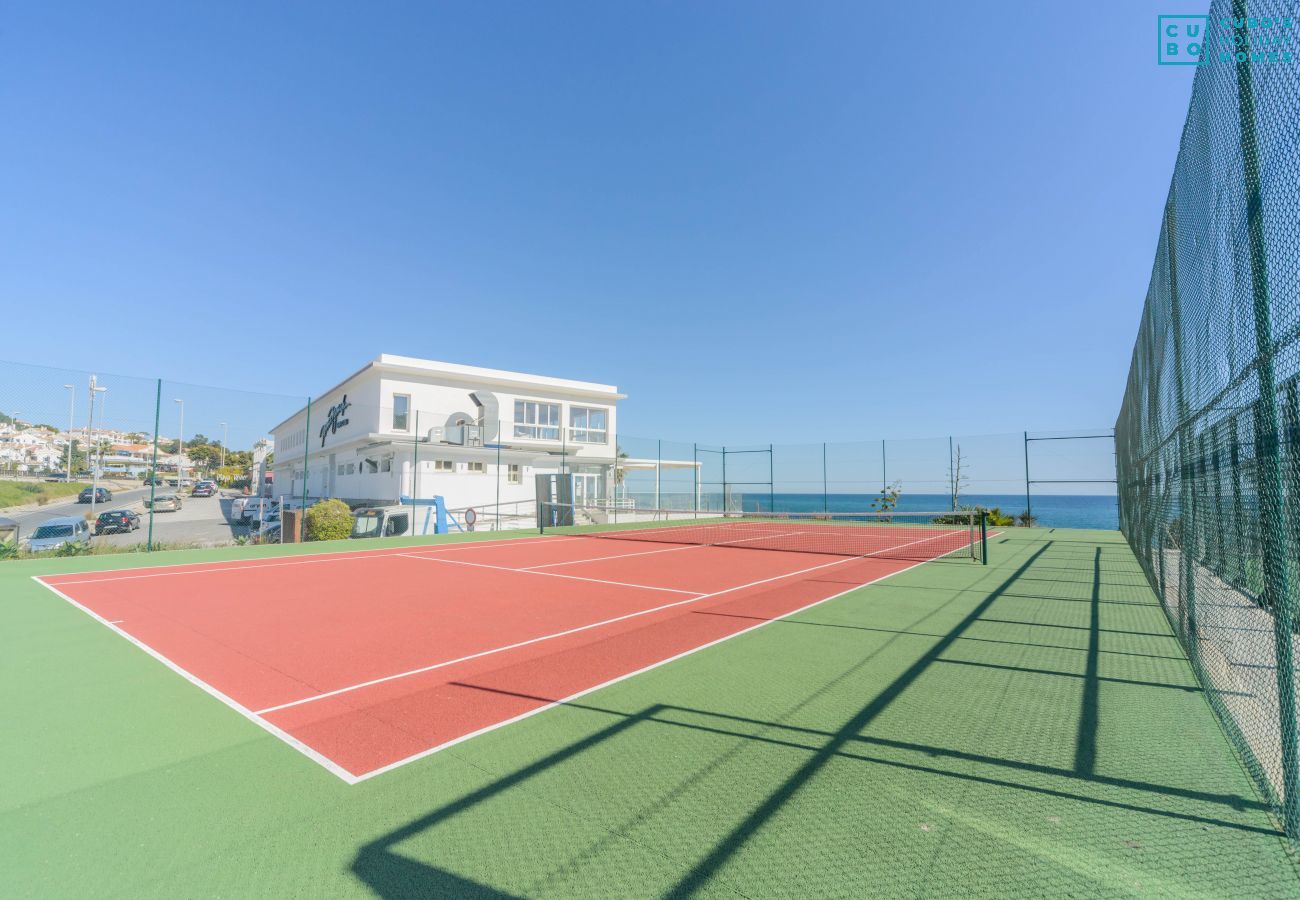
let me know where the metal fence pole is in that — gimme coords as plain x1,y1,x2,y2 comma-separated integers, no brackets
1236,28,1299,837
768,443,774,513
412,411,420,503
301,397,311,513
146,379,161,551
822,442,828,513
1023,431,1031,522
693,442,698,516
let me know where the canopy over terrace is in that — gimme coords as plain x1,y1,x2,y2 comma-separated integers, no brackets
615,456,702,509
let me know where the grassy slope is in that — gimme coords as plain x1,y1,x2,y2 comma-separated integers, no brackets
0,480,90,511
0,529,1295,897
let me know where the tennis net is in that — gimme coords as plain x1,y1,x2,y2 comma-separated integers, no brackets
539,505,988,563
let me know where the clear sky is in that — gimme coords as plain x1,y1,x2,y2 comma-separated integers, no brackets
1,1,1199,450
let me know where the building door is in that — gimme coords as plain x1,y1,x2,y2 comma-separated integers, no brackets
573,473,602,506
328,453,336,498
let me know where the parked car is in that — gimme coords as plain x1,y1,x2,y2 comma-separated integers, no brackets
95,509,141,534
78,487,112,503
190,481,217,498
144,475,164,486
146,494,183,512
44,472,69,482
27,516,92,552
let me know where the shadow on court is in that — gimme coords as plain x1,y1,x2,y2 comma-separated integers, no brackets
349,538,1290,898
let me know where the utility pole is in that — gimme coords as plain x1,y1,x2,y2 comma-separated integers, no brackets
220,421,228,470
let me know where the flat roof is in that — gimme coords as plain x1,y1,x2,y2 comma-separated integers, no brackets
270,354,625,433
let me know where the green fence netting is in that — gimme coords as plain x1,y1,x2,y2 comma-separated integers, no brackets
1116,0,1300,842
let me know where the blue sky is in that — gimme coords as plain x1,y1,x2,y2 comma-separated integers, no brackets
1,1,1200,451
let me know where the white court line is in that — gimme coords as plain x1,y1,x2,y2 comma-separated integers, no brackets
32,575,364,784
522,542,710,569
34,525,997,784
45,535,584,586
351,549,965,782
521,529,823,570
398,553,704,596
255,552,862,716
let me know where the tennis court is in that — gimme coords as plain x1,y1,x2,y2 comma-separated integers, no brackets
6,524,1300,896
33,513,986,781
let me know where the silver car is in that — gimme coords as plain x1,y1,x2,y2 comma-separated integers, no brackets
149,494,184,512
27,516,92,552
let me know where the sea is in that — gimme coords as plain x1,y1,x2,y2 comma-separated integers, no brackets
743,493,1118,530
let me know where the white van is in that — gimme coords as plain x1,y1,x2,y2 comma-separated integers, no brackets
350,504,440,539
239,497,277,526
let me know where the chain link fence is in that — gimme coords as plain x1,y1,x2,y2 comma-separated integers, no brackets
1116,0,1300,842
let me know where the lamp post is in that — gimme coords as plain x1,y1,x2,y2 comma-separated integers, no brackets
63,384,75,481
220,421,228,471
174,399,185,487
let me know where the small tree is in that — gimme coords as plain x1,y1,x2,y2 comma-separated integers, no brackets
871,480,902,515
1016,509,1038,527
303,498,353,542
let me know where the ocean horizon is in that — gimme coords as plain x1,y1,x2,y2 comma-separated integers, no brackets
624,491,1119,531
752,493,1119,531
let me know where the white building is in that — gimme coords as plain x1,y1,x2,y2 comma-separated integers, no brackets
269,355,625,523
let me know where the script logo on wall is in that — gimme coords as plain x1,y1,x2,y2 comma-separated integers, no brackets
319,395,352,447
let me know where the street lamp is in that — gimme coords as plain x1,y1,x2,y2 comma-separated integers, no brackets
63,384,75,481
174,399,184,487
220,421,228,470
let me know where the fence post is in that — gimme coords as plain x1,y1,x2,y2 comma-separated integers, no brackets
692,442,698,515
759,442,769,512
881,439,886,491
301,397,311,512
412,411,420,502
146,379,161,551
1236,29,1299,838
1023,431,1031,523
822,442,828,513
656,439,661,509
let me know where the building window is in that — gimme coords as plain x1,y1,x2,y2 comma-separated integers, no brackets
434,459,454,473
381,457,391,473
337,464,345,476
393,395,411,432
345,462,355,475
508,464,521,484
467,461,486,474
514,400,560,440
362,458,378,474
569,407,608,444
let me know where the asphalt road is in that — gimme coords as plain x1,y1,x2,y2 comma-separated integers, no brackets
7,483,255,548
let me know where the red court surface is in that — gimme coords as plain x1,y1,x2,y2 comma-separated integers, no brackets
34,532,963,782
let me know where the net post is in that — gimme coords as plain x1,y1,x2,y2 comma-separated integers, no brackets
979,510,987,565
146,378,161,552
692,442,698,517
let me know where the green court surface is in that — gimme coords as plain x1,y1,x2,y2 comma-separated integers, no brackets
2,528,1297,897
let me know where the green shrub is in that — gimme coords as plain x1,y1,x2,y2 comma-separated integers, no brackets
0,540,17,560
54,540,91,557
303,499,353,542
